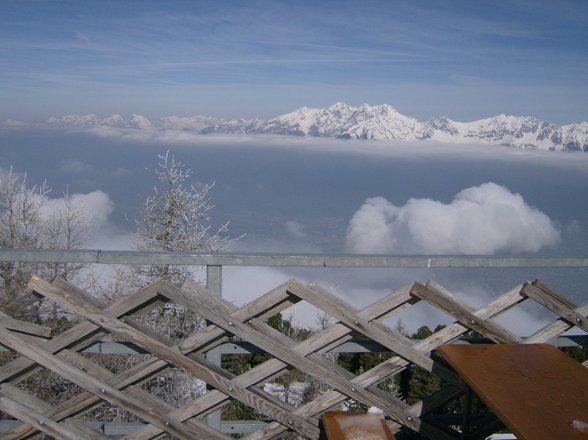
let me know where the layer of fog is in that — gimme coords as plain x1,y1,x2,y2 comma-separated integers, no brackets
2,128,587,336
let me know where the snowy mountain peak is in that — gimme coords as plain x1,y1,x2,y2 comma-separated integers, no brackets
45,103,588,152
261,103,420,140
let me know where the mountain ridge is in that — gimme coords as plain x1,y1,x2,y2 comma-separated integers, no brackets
44,103,588,152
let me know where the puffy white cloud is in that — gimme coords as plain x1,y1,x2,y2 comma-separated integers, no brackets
345,182,560,254
40,190,115,240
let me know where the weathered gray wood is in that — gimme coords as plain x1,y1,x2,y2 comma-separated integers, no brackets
0,323,226,440
300,282,459,385
126,285,418,440
311,283,416,354
125,283,421,439
411,282,523,344
1,355,167,440
27,276,319,439
521,281,588,333
0,392,108,440
0,384,51,414
288,281,447,373
250,311,412,413
3,271,580,440
178,279,300,353
0,311,52,338
0,278,168,385
58,350,232,440
4,279,303,440
527,300,588,344
213,282,457,438
165,280,421,431
0,383,110,440
243,283,525,440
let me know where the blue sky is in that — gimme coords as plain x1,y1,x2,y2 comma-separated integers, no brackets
1,0,587,123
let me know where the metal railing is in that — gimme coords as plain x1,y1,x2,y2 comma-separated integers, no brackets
1,248,587,268
1,248,587,437
2,248,587,299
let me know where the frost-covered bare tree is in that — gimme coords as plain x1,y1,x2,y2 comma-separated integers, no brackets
128,152,240,408
0,169,87,318
133,150,237,286
41,189,86,282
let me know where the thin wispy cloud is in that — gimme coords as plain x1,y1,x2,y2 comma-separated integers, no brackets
2,0,586,122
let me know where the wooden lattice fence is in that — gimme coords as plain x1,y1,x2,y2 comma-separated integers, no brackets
0,275,586,439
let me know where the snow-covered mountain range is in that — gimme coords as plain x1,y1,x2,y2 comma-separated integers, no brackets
45,103,588,152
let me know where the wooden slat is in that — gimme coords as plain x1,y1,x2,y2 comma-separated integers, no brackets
411,282,523,344
521,281,588,333
526,299,588,344
5,279,308,440
27,276,319,439
0,311,52,338
287,281,450,376
178,279,300,353
0,384,108,440
0,394,105,440
1,356,167,440
2,272,580,440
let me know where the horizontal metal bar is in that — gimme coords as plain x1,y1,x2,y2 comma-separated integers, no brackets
1,336,585,355
0,248,587,268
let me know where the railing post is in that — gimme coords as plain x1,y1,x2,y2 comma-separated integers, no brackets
206,265,223,430
206,265,222,297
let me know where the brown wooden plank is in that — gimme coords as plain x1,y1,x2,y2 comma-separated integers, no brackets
27,276,319,439
522,281,588,332
322,411,396,440
411,282,523,344
439,343,588,440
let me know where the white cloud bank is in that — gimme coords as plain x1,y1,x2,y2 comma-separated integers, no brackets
345,182,560,254
39,190,115,242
